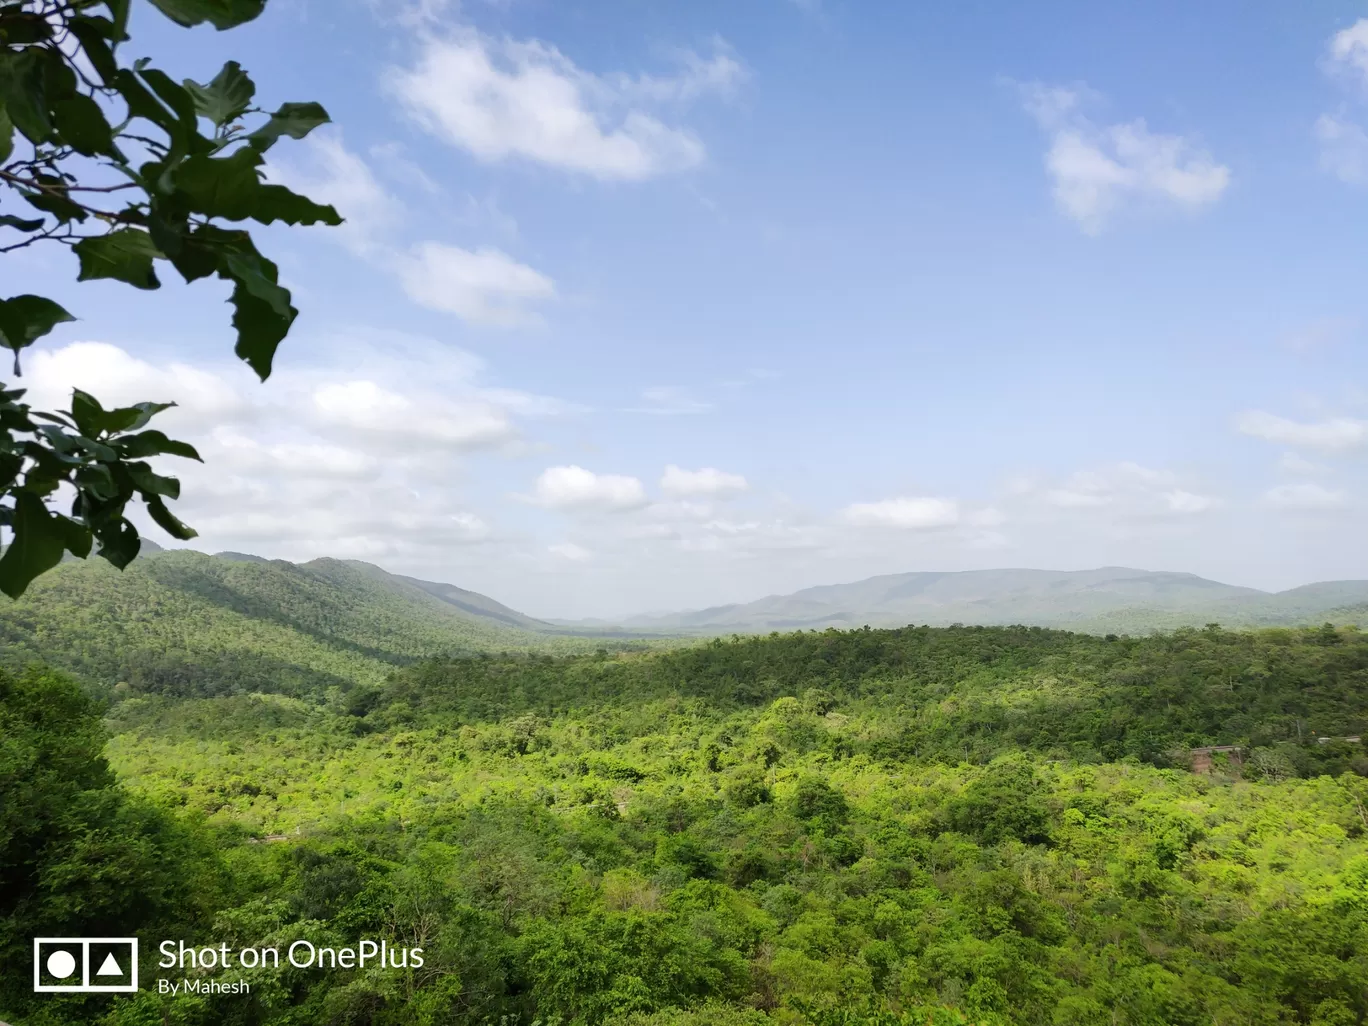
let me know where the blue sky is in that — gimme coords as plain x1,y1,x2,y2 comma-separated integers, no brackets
14,0,1368,617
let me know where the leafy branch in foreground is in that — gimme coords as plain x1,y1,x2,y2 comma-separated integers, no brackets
0,383,200,596
0,0,341,596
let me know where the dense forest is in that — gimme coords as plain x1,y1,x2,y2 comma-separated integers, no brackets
4,624,1368,1026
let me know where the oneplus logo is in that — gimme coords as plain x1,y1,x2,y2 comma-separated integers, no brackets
33,938,139,993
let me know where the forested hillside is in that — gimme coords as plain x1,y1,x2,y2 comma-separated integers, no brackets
4,624,1367,1026
0,550,637,698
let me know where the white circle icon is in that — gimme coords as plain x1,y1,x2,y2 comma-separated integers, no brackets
46,950,77,979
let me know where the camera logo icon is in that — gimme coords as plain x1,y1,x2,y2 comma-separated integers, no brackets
33,938,139,993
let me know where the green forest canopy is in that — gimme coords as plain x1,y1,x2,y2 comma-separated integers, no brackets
3,622,1368,1025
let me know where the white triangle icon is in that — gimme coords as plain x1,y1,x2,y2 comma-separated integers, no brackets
97,953,122,976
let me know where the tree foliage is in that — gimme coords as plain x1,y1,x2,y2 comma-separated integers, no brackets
0,0,338,597
5,624,1368,1024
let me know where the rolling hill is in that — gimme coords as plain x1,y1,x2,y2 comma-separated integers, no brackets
0,549,621,698
562,566,1368,634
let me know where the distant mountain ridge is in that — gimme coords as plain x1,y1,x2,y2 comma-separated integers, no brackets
553,566,1368,635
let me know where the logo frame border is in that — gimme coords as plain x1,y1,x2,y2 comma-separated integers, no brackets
33,937,139,993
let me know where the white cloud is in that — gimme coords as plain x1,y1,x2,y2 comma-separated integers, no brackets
266,129,404,256
1263,482,1346,510
1033,463,1214,518
388,28,742,180
532,465,648,511
842,497,960,529
625,387,712,415
22,339,575,564
213,432,378,479
549,542,592,561
25,342,254,430
1327,19,1368,88
1279,452,1328,475
967,507,1007,528
679,518,820,553
1316,114,1368,184
613,43,747,104
397,242,556,326
271,133,555,328
312,380,515,449
660,465,748,498
1019,83,1230,233
1044,485,1111,508
1317,22,1368,185
1235,410,1368,450
1163,490,1213,514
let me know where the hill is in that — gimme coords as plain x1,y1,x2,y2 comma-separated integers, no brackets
0,549,625,699
567,566,1368,634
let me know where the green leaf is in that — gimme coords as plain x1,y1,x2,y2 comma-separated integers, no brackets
94,519,141,569
26,411,74,429
74,463,119,502
0,12,54,44
165,238,219,283
0,295,75,349
20,194,84,224
127,464,181,499
0,492,91,599
217,242,294,379
0,49,52,143
139,67,200,132
174,146,264,219
138,67,207,160
21,184,87,224
0,103,12,164
144,493,197,540
0,452,23,490
184,60,256,128
252,184,343,227
52,94,116,157
73,230,162,290
41,50,78,102
246,101,330,151
68,388,109,437
68,17,122,84
145,0,266,30
36,424,117,462
0,295,75,374
108,0,132,38
229,277,295,380
117,429,202,461
0,214,46,232
112,69,187,152
221,245,291,316
106,400,177,434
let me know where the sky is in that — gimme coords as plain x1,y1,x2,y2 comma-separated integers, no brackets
11,0,1368,618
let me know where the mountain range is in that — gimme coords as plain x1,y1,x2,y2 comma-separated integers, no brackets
553,566,1368,635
